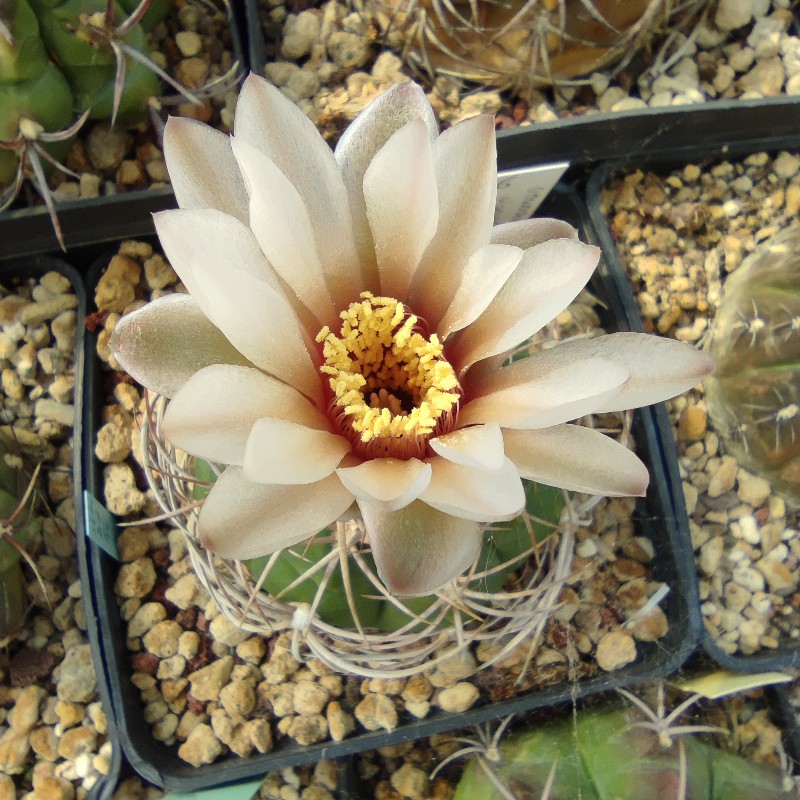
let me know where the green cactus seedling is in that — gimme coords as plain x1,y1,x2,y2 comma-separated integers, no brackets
704,226,800,506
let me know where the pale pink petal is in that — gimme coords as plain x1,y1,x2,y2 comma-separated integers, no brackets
452,238,601,372
109,294,251,398
491,332,713,412
359,499,481,594
244,419,349,485
199,467,355,560
163,116,249,224
503,425,649,497
153,208,280,313
234,75,360,307
420,456,525,522
491,218,578,248
437,244,523,338
364,118,439,299
162,364,328,466
336,458,431,511
409,115,497,327
231,137,335,325
335,82,437,291
459,358,629,428
430,423,505,470
190,263,323,406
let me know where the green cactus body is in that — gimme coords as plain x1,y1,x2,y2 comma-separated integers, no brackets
453,705,791,800
239,479,565,633
0,0,48,83
117,0,168,32
32,0,160,122
0,60,74,184
705,227,800,505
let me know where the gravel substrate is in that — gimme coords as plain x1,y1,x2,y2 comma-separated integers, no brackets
253,0,800,137
600,149,800,657
0,270,111,800
90,239,673,768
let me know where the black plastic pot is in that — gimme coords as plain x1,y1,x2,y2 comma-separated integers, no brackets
0,257,121,800
80,184,701,792
0,3,247,262
586,142,800,674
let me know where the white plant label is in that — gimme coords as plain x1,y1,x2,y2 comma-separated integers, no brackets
494,162,570,224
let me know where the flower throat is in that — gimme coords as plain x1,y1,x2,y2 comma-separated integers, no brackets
316,292,461,459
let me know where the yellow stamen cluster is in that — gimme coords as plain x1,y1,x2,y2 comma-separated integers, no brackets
316,293,460,455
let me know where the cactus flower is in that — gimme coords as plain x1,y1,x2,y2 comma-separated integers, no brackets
111,74,712,595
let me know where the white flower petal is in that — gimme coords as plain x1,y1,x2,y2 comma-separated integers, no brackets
421,457,525,522
503,425,649,497
336,458,431,512
190,262,323,406
359,499,481,595
430,423,505,470
490,332,713,412
162,364,328,466
163,116,249,224
234,75,360,307
335,82,437,291
153,208,280,313
491,218,578,248
453,238,600,372
437,244,523,338
410,115,497,327
460,358,629,429
231,136,335,324
199,466,354,560
364,118,439,299
244,419,349,485
109,294,251,398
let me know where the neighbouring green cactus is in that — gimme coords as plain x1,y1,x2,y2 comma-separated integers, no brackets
0,441,41,639
0,0,186,247
704,226,800,505
452,702,793,800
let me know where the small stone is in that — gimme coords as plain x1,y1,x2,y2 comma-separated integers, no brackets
732,565,766,593
86,123,132,171
143,620,183,658
143,255,177,291
293,681,329,716
281,11,321,59
595,630,637,671
390,763,429,800
35,399,74,426
739,57,785,96
436,682,479,713
95,421,131,463
175,30,203,57
189,655,233,702
327,31,371,68
628,607,669,642
117,528,149,563
326,701,355,742
209,614,249,647
714,0,753,30
57,726,96,759
115,557,156,598
354,693,397,731
56,645,96,703
95,254,140,313
29,727,59,761
755,558,799,594
736,469,771,507
178,724,223,767
288,714,328,745
117,159,144,186
165,573,207,610
103,463,146,516
707,455,738,497
245,718,273,753
699,536,724,575
0,730,29,774
8,685,46,733
220,681,256,718
678,405,707,441
773,151,800,179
